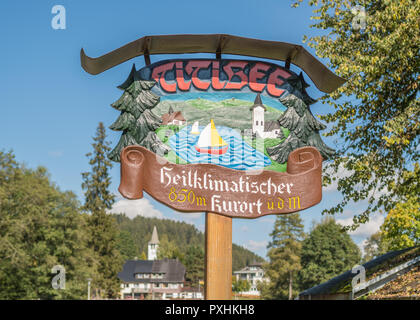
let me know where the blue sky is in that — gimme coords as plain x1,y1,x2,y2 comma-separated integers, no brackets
0,1,383,259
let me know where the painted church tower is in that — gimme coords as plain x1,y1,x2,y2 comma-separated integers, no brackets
250,93,266,137
148,226,159,260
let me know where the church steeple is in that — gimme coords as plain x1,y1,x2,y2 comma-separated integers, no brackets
148,226,159,260
250,94,266,136
250,93,266,111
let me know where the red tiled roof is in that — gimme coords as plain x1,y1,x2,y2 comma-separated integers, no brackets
162,111,185,125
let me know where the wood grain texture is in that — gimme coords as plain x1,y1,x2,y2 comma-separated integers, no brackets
205,212,232,300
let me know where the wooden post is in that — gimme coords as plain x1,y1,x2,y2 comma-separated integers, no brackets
205,212,232,300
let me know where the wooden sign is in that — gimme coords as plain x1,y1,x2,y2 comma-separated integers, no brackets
80,34,345,300
112,58,332,217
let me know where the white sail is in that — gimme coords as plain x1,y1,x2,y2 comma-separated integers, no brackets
196,123,211,148
196,119,227,148
190,121,200,135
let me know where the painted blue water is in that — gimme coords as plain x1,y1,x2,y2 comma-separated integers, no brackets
169,125,271,170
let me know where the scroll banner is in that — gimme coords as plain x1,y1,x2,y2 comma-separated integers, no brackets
119,145,323,218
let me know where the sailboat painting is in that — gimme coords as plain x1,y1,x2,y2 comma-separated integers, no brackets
167,118,271,171
195,120,228,155
151,90,291,171
190,121,200,135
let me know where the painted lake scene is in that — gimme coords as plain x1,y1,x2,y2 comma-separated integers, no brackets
153,92,290,172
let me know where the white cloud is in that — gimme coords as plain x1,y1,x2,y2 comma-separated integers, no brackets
358,239,369,257
245,240,268,252
108,198,163,219
336,212,384,238
240,226,249,232
323,164,353,193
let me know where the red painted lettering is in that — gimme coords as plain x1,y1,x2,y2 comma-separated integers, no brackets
223,61,248,90
151,62,176,93
249,62,270,92
211,61,226,90
185,61,211,90
176,62,191,91
267,68,286,97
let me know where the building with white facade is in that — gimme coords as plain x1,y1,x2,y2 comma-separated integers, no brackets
118,226,186,300
233,261,268,297
251,94,283,139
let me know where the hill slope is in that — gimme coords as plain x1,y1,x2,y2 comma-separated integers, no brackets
113,214,264,272
154,99,283,130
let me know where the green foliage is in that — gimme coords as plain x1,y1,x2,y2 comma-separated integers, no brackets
82,122,115,214
183,245,204,286
293,0,419,231
116,231,138,261
232,278,251,293
261,213,305,300
381,197,420,250
298,217,361,290
157,235,184,261
82,123,122,299
0,151,94,299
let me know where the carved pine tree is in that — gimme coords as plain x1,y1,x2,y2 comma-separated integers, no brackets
267,74,335,163
108,64,169,162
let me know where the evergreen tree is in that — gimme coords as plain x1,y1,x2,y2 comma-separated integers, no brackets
184,245,204,287
261,213,305,300
82,123,123,299
267,87,335,163
298,217,361,290
116,230,138,261
108,64,169,162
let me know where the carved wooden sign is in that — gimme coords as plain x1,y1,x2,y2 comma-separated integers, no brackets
81,35,345,300
110,58,334,218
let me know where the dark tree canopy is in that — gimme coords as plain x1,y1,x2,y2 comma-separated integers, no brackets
82,123,122,298
261,213,305,300
0,151,94,299
298,218,361,290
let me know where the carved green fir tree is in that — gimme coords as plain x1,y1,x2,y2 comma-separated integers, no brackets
108,64,169,162
267,73,335,163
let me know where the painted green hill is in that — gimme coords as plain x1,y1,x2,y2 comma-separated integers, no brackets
153,98,283,130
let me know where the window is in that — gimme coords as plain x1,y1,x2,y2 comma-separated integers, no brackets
256,121,258,125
